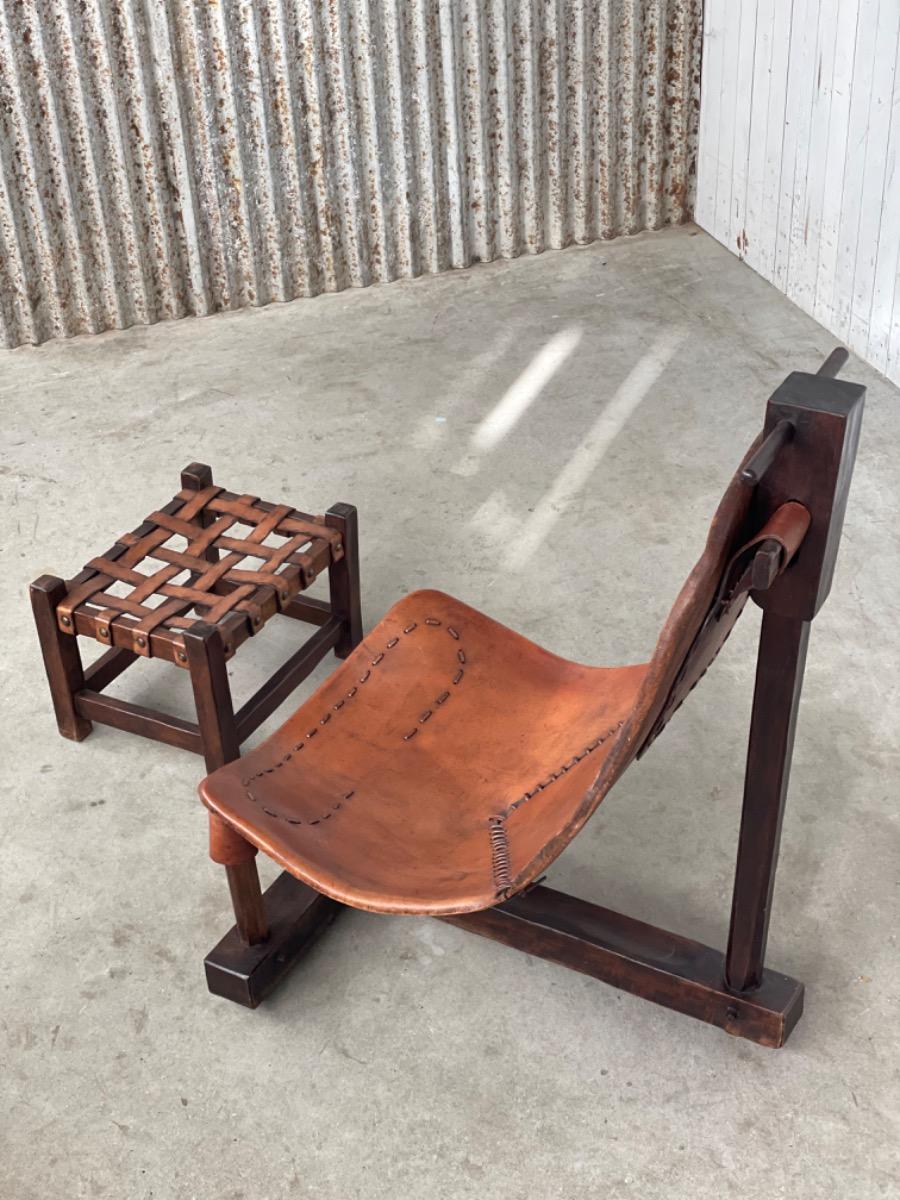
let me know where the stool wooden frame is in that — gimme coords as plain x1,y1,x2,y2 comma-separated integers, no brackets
30,464,362,767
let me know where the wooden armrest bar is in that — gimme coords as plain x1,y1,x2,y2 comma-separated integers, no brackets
234,617,343,743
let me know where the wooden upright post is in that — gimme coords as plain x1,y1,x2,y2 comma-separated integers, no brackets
325,503,363,658
725,367,865,996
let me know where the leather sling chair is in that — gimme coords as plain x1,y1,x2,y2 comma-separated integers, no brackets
197,351,864,1048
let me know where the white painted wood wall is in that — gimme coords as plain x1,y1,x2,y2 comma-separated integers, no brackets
696,0,900,385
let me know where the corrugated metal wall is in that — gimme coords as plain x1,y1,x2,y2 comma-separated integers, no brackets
0,1,701,350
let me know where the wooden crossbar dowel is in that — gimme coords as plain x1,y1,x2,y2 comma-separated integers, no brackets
740,419,793,487
816,347,849,378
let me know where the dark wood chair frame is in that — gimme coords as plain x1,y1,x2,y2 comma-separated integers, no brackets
204,356,864,1047
203,355,864,1048
30,464,363,770
100,361,866,1050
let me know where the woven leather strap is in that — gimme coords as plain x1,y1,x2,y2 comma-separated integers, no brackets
55,483,342,661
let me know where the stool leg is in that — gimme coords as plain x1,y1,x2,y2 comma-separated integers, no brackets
185,625,269,946
30,574,92,742
325,502,363,658
183,622,240,772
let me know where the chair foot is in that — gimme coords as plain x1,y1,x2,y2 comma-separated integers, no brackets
204,872,340,1008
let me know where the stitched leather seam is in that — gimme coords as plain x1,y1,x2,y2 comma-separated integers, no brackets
498,719,625,821
488,819,512,892
488,718,625,897
241,617,466,826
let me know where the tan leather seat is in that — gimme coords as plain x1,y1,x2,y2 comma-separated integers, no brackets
201,589,647,914
200,440,811,917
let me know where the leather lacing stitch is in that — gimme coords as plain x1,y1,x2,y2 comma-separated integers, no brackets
488,718,625,897
500,718,625,820
241,617,466,825
488,819,512,892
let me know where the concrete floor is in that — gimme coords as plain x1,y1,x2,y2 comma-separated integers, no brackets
2,225,898,1200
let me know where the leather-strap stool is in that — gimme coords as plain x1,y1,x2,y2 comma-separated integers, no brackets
30,464,362,769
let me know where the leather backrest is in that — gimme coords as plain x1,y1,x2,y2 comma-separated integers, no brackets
639,498,810,752
577,435,765,823
524,433,775,877
525,433,814,887
619,435,761,754
586,432,812,806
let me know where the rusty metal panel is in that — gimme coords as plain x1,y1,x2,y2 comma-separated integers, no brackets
0,0,701,349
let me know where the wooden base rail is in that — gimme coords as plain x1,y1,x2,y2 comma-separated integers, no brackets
441,886,803,1048
75,690,203,754
206,873,803,1047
